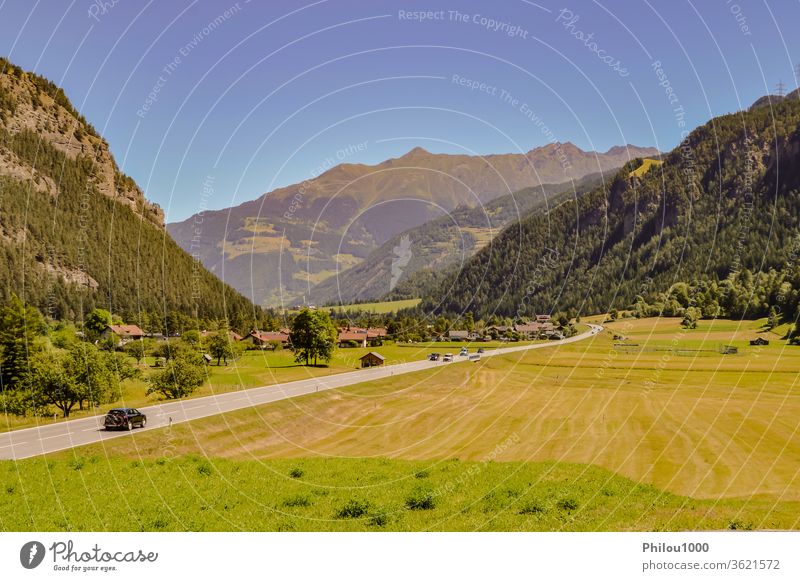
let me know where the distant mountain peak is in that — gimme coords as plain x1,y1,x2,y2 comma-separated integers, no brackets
402,146,432,157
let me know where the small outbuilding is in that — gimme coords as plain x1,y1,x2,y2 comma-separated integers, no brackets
359,352,385,368
750,337,769,346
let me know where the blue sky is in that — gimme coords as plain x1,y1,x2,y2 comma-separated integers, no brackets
1,0,798,222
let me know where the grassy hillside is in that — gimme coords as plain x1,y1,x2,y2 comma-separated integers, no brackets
424,97,800,318
0,58,256,321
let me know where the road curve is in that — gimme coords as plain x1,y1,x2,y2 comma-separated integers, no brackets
0,324,602,459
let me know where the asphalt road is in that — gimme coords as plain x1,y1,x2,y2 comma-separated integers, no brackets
0,324,602,460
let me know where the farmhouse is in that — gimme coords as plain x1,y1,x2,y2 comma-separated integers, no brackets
338,330,368,348
101,324,144,346
514,321,555,339
359,352,385,368
367,327,388,341
247,330,291,348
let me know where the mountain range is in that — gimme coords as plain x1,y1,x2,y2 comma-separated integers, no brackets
168,142,659,307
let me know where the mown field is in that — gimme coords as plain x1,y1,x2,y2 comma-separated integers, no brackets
2,316,799,531
66,317,800,501
1,456,794,531
325,298,422,313
0,338,532,432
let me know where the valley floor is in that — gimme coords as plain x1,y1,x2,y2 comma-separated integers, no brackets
2,316,799,531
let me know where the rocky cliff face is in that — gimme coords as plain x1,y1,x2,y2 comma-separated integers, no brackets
0,58,256,322
0,59,163,225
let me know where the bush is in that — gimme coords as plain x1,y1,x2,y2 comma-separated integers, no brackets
289,466,304,479
405,486,437,511
728,519,753,531
368,509,391,527
0,389,37,416
518,500,547,515
556,497,579,512
335,499,371,519
414,469,429,479
282,495,312,508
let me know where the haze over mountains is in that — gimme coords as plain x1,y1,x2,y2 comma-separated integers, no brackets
168,142,659,307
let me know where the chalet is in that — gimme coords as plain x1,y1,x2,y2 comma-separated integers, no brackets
515,321,556,339
750,337,769,346
514,323,541,339
359,352,385,368
367,327,388,340
101,324,145,346
247,330,291,348
338,331,368,348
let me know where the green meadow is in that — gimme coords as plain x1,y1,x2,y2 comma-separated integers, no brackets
1,456,794,532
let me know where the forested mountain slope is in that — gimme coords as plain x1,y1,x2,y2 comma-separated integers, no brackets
424,96,800,319
310,172,606,305
0,58,256,323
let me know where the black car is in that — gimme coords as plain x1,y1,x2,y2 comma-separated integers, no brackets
477,348,485,354
104,408,147,431
428,353,440,361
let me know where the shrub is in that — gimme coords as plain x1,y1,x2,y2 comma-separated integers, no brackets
518,500,547,515
556,497,579,512
282,495,312,508
197,463,212,476
289,466,304,479
335,499,370,519
405,486,437,511
368,509,391,527
728,519,753,531
414,469,429,479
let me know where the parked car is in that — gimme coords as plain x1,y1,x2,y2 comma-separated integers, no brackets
477,347,485,354
104,408,147,431
459,347,469,356
443,353,454,362
428,353,440,361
